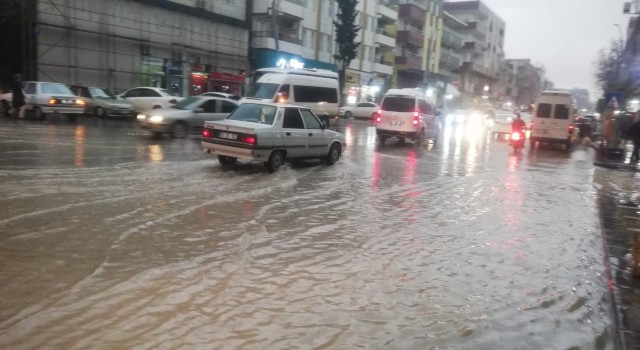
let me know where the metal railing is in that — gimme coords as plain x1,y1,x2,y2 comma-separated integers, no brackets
376,27,396,38
283,0,306,6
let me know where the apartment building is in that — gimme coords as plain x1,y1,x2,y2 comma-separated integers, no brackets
28,0,250,96
442,0,505,105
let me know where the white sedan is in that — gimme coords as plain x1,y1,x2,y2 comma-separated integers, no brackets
202,102,346,172
338,102,379,120
118,87,183,113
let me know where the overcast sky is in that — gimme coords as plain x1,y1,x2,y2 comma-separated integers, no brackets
453,0,631,100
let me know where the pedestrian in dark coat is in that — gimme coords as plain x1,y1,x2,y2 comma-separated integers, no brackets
11,74,25,118
627,115,640,162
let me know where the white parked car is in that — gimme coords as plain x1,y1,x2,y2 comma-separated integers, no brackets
338,102,379,120
22,81,86,121
118,87,182,113
137,96,239,138
201,102,346,172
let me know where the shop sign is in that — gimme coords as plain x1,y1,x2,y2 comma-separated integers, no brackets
276,58,305,69
345,71,360,85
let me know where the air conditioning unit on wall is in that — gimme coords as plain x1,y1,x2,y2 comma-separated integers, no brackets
195,0,206,9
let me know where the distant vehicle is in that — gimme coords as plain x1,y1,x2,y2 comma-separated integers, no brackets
338,102,379,119
376,88,440,146
445,109,484,125
137,96,239,138
530,91,577,149
242,68,340,125
199,92,241,101
69,85,135,118
491,113,532,135
201,102,346,172
118,87,183,113
23,81,86,121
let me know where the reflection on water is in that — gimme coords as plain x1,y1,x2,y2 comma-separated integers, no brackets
74,125,86,168
148,144,164,163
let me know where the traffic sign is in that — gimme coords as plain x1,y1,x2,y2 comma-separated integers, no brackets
605,92,623,110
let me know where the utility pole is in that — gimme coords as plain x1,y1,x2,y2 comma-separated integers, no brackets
271,0,279,53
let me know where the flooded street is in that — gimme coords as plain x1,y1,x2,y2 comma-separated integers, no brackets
0,118,613,349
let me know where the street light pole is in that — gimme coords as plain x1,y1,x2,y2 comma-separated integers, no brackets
271,0,279,53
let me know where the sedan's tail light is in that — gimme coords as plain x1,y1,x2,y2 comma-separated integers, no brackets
202,129,212,138
168,99,178,104
242,135,257,145
568,124,574,133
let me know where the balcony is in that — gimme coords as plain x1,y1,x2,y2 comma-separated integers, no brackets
252,0,304,19
377,4,397,24
376,29,395,48
441,28,463,50
396,30,424,48
375,62,394,76
395,55,422,71
398,3,426,25
461,21,487,41
251,31,303,54
439,49,462,69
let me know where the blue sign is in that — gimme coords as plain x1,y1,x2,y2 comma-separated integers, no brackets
604,92,623,110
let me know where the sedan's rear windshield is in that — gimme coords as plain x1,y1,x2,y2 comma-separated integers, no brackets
381,97,415,112
227,103,277,125
41,83,73,95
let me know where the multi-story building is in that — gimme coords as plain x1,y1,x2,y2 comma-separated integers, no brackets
344,1,397,104
438,10,466,104
5,0,251,96
442,0,505,105
386,0,444,95
504,59,541,109
250,0,337,74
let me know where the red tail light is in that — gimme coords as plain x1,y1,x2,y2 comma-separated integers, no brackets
376,110,382,124
242,135,257,145
413,114,419,126
202,129,211,138
168,99,178,104
568,124,574,133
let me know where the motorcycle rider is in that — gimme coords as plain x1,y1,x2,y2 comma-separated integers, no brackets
511,113,526,147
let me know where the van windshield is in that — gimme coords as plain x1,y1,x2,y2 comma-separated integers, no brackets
249,83,279,99
381,97,415,112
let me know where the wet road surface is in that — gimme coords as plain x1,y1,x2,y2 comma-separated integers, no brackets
0,117,614,349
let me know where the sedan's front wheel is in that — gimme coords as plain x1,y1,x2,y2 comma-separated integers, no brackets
265,150,285,173
170,122,188,139
326,143,341,165
95,106,106,118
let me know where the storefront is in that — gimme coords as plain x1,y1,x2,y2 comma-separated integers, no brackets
190,64,210,95
345,69,380,105
250,48,337,72
141,57,165,87
208,72,246,96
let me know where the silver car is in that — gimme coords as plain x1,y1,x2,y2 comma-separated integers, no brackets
137,96,239,138
201,102,346,172
23,81,86,121
70,85,135,118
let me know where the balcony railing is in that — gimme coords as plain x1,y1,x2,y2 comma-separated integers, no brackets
376,27,396,38
252,31,302,45
396,30,424,48
283,0,306,6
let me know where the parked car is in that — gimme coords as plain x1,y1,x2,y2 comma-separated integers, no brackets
201,102,346,172
69,85,135,118
338,102,379,119
137,96,239,138
22,81,86,121
200,92,241,101
118,87,182,113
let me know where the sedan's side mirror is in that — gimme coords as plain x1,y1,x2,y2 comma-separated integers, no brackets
195,108,204,113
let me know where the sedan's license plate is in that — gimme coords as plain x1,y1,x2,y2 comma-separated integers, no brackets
390,121,403,126
219,132,237,140
61,99,73,104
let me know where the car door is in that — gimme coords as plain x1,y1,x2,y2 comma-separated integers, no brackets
217,99,238,120
282,107,308,158
140,88,162,110
300,109,330,156
550,103,571,140
122,88,144,112
191,99,217,131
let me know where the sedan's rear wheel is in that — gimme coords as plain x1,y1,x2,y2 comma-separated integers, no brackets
326,143,341,165
95,106,106,118
217,155,237,165
265,150,285,173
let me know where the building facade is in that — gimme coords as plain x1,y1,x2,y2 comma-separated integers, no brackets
442,0,505,106
33,0,250,96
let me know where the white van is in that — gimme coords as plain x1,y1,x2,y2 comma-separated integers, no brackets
376,88,440,146
530,91,577,149
242,68,340,124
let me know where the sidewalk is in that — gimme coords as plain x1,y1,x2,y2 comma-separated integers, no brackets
593,141,640,350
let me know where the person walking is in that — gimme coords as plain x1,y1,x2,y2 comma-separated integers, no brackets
11,73,25,119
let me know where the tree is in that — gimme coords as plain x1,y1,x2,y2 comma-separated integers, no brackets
334,0,360,106
594,39,640,111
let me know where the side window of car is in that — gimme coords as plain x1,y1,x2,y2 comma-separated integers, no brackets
221,101,237,113
356,103,366,108
24,83,35,94
81,87,92,98
201,100,217,113
283,108,305,129
142,89,161,97
125,89,140,98
300,109,323,129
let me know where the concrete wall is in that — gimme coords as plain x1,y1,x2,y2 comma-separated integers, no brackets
36,0,249,94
